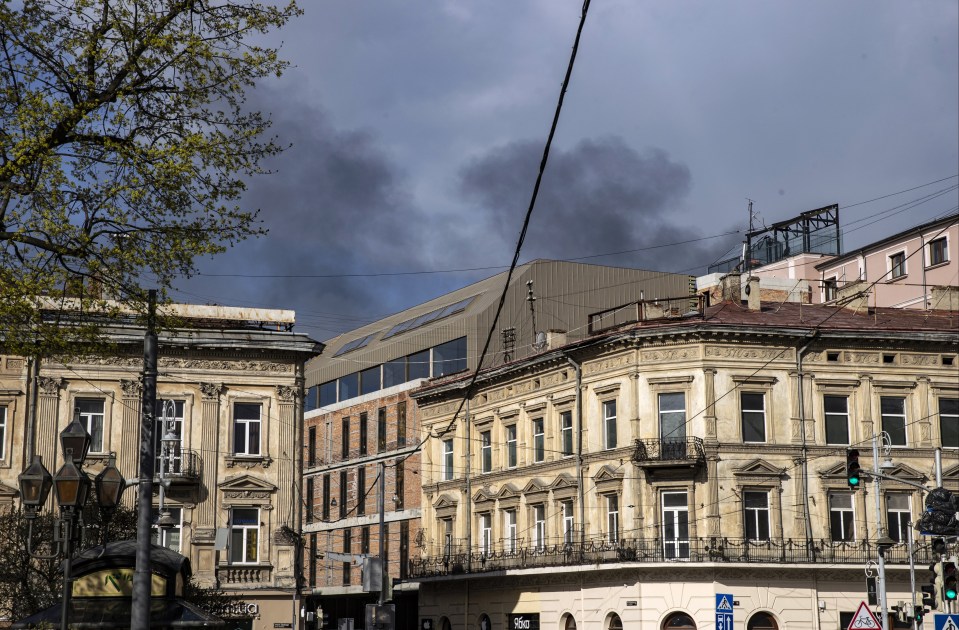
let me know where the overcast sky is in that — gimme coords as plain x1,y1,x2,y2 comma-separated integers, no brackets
172,1,959,342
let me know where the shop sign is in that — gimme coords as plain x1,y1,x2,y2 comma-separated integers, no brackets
223,601,260,618
72,568,165,597
508,613,539,630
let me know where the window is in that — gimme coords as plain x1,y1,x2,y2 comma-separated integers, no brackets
829,493,855,541
339,470,347,519
378,407,387,452
342,529,351,585
358,413,368,456
407,350,430,380
308,426,316,467
322,475,330,520
506,425,517,467
661,491,689,559
400,521,410,579
661,613,696,629
659,392,686,442
383,359,406,388
941,398,959,448
397,401,407,447
741,392,766,443
309,533,317,586
443,439,454,481
76,399,105,453
0,406,5,460
361,526,370,554
229,508,259,564
889,251,906,279
560,411,573,456
479,513,492,555
306,478,314,524
743,491,770,541
341,417,350,458
395,460,405,509
532,418,545,462
339,372,358,400
480,431,492,473
747,612,779,630
319,381,337,407
154,399,183,474
433,337,467,377
232,403,261,456
357,467,366,516
606,495,620,544
881,396,907,446
606,614,623,630
929,237,949,266
562,500,575,545
504,509,517,552
360,365,380,395
886,493,911,543
305,386,319,412
824,276,838,302
603,400,617,449
533,505,546,550
824,395,849,445
442,518,453,558
151,506,182,552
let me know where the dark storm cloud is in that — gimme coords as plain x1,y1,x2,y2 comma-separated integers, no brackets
458,137,735,272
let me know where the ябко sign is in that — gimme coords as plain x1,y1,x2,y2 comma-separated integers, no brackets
508,613,540,630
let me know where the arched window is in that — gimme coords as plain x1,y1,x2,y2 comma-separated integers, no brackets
441,617,452,630
662,612,696,629
747,612,778,630
606,613,623,630
561,613,577,630
478,614,491,630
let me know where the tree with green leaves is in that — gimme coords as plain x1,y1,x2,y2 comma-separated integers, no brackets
0,0,301,356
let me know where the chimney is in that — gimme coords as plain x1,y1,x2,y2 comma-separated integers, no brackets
546,330,567,349
746,276,761,311
720,273,742,304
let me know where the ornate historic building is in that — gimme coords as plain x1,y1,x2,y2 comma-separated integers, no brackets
409,289,958,630
0,304,322,630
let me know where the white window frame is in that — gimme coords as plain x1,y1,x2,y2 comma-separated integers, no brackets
505,509,517,553
480,430,492,473
532,418,545,463
888,250,907,279
533,504,546,550
229,507,260,564
151,506,183,552
232,402,261,456
155,399,185,474
442,518,453,558
442,438,454,481
606,495,620,544
0,406,6,460
562,500,575,546
603,400,617,449
886,493,911,543
661,491,689,559
823,276,838,302
743,491,770,541
823,395,850,445
740,392,767,443
560,410,573,457
479,513,492,555
76,398,106,453
928,236,949,267
941,397,959,449
828,493,855,542
505,425,517,468
880,395,908,446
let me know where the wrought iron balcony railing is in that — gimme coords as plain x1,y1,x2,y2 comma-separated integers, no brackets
632,437,706,467
408,536,936,579
154,448,201,484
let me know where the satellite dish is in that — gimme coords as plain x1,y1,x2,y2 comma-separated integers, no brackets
533,331,547,350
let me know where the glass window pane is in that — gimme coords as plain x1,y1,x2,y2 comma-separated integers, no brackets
941,398,959,448
360,366,380,395
339,373,359,400
433,337,467,377
319,381,337,407
383,360,406,388
408,351,430,380
234,403,260,420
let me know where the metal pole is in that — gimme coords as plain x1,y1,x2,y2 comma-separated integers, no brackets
60,512,73,630
936,448,943,486
907,523,917,630
378,459,386,605
873,435,889,630
132,290,158,629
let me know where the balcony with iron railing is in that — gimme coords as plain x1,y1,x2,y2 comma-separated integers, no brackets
408,535,936,579
154,448,201,485
632,437,706,470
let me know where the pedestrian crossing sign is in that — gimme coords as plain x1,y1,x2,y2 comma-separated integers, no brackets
934,613,959,630
716,595,732,611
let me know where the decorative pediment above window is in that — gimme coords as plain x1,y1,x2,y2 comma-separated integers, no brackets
732,459,786,485
941,464,959,488
498,408,520,422
495,483,521,508
550,394,576,409
550,473,578,500
593,383,621,398
0,481,18,506
524,401,547,415
818,461,855,490
473,415,494,428
592,465,624,494
731,375,777,386
433,493,459,519
522,478,549,500
872,380,917,391
218,474,277,506
879,463,928,488
472,487,495,509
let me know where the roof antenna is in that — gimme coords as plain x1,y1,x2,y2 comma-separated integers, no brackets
527,280,545,350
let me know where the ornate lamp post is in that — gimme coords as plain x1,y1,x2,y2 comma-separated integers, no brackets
17,408,127,630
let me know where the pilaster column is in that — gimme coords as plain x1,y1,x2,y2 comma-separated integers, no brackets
119,379,142,507
792,456,808,538
703,368,718,444
859,375,875,443
916,376,932,446
706,453,721,536
195,382,223,538
275,385,297,527
35,377,63,512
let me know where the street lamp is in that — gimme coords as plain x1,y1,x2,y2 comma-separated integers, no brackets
17,408,127,630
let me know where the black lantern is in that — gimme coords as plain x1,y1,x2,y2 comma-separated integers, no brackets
60,408,92,465
53,456,92,509
94,456,126,510
18,455,53,510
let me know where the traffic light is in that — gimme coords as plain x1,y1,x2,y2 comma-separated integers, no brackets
318,607,331,629
914,605,925,625
944,558,958,601
845,448,863,489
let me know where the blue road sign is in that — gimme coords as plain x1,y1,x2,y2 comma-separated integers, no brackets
935,613,959,630
716,593,733,630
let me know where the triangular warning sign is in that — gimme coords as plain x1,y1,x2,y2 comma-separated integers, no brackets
717,596,733,611
845,601,880,630
944,619,959,630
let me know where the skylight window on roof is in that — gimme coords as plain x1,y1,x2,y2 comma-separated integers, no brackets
333,333,376,357
383,296,476,339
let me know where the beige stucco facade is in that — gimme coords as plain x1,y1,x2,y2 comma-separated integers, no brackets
410,300,958,629
0,306,321,630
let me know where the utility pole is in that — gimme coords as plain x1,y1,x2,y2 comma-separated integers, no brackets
873,434,891,630
132,290,158,629
378,459,387,605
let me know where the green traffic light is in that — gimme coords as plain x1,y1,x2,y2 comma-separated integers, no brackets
849,476,859,486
